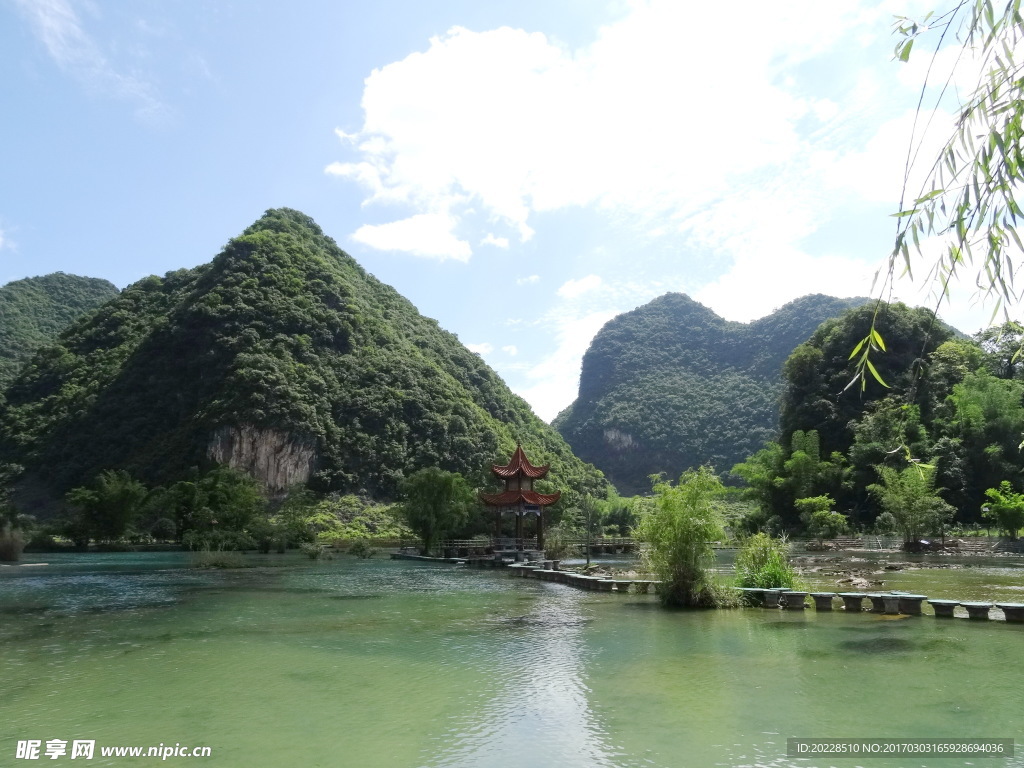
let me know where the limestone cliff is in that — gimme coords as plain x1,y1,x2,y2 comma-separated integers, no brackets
207,426,316,492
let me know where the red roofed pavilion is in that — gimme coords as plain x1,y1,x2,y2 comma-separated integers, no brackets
480,443,560,550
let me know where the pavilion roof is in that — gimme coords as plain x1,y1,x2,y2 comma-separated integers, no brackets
491,444,550,479
479,490,562,507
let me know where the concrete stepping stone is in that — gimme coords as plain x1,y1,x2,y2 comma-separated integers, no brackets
897,594,927,615
737,587,766,605
782,591,808,609
810,592,836,610
961,601,993,620
865,593,887,613
927,599,958,617
996,603,1024,622
838,593,867,612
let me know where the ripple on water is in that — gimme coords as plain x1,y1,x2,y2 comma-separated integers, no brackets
5,555,1024,768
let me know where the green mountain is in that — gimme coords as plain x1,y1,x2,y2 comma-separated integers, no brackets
552,293,868,495
0,273,119,389
0,209,607,508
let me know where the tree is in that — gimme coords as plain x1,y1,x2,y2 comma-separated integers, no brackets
867,465,955,545
781,303,954,457
634,467,728,608
856,2,1024,385
197,466,265,532
982,481,1024,539
731,430,848,530
975,322,1024,380
398,468,474,555
795,495,848,543
808,510,849,544
935,369,1024,513
65,469,148,542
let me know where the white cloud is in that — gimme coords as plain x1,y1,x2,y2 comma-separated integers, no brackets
516,275,540,286
466,342,493,355
887,234,1024,334
12,0,165,120
557,275,602,299
331,2,890,261
325,161,384,195
502,345,518,356
351,212,471,261
821,108,956,206
481,233,509,249
517,308,620,422
696,247,877,323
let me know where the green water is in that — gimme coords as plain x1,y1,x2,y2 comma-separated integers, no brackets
2,552,1023,767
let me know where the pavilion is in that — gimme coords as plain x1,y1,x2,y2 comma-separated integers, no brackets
479,443,560,550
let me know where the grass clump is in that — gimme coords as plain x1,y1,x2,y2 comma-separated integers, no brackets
191,550,247,569
735,533,799,589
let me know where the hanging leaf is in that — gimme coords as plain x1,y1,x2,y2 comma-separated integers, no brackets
865,358,890,388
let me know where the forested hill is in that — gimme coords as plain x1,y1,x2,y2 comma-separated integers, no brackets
0,273,119,389
552,293,867,494
0,208,607,507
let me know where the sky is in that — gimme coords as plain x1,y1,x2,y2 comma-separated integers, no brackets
1,0,1018,422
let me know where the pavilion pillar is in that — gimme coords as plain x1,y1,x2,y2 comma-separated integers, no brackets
536,510,544,552
494,508,502,540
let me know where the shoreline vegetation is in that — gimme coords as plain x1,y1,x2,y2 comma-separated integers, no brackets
3,214,1024,610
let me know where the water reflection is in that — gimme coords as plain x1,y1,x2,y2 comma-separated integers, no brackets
428,584,622,768
3,554,1024,768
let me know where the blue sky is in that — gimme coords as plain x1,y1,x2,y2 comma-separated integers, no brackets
1,0,1013,421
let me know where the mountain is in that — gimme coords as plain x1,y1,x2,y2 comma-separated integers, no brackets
0,273,119,389
552,293,868,495
0,209,607,507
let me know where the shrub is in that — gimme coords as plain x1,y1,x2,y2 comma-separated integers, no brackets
874,511,898,535
982,481,1024,539
735,533,799,590
150,517,176,541
300,542,332,560
634,467,732,608
542,524,577,559
347,539,376,558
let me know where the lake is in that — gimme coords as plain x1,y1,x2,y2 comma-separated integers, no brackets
2,551,1023,767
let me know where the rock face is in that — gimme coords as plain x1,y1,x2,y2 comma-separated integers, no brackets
207,426,316,492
